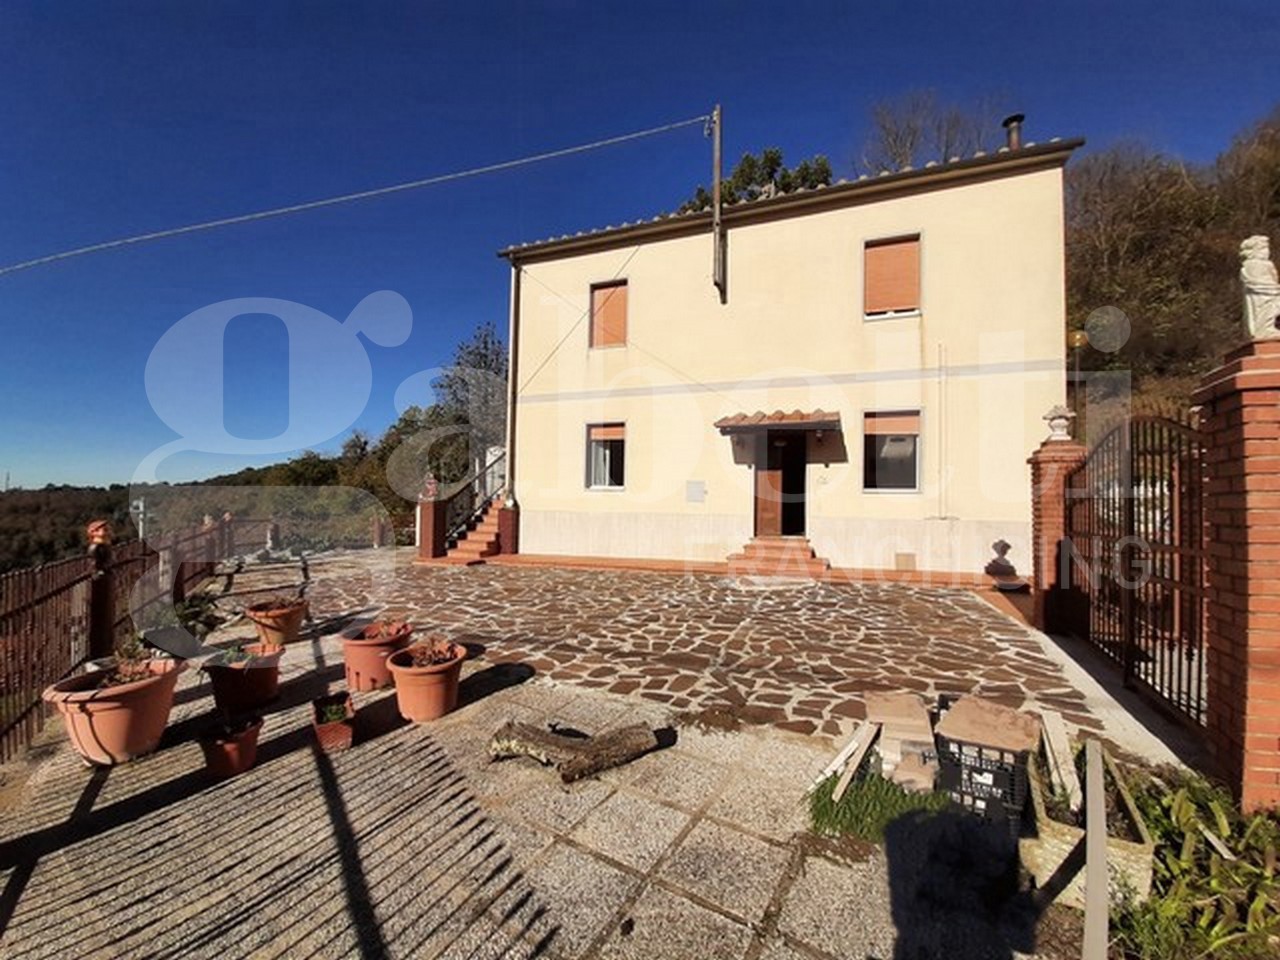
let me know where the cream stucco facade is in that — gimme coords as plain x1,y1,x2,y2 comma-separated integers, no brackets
502,143,1076,574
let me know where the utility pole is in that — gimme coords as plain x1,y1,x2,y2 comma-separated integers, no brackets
710,103,726,303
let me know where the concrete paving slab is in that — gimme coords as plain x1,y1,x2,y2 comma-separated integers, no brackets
525,842,640,959
618,748,732,812
569,790,691,872
778,853,896,960
505,776,614,836
597,883,753,960
657,819,789,924
708,772,811,842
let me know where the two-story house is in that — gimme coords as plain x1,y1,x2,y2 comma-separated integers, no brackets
494,130,1081,577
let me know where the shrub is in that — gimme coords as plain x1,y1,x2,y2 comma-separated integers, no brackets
1111,767,1280,959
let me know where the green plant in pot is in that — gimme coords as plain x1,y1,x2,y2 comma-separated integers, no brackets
203,640,284,715
198,714,264,779
43,635,187,766
311,692,355,751
386,636,467,722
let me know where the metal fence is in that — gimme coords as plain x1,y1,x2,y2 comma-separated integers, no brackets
0,522,223,762
1063,413,1207,726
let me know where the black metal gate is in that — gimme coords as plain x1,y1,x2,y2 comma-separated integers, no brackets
1063,413,1206,725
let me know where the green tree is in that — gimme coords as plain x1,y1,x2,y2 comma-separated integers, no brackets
678,148,832,213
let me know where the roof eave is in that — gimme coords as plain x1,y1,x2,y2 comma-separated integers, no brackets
498,137,1084,263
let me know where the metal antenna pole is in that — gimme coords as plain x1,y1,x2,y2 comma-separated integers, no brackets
711,104,726,302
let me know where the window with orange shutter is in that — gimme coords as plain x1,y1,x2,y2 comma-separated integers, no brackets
590,281,628,347
863,236,920,317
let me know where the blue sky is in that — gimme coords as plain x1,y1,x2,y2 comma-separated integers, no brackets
1,1,1277,487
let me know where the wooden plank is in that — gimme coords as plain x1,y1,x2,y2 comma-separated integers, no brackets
1042,710,1082,813
1082,739,1108,960
831,722,881,803
813,721,868,788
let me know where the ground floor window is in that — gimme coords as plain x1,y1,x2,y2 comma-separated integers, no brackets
863,410,920,490
587,423,626,488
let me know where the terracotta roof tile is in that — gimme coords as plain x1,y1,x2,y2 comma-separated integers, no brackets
714,409,840,432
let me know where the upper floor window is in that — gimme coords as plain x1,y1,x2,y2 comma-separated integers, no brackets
863,236,920,318
587,423,626,488
863,410,920,491
590,280,628,347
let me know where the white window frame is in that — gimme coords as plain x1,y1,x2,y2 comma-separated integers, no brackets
585,423,626,491
861,409,922,494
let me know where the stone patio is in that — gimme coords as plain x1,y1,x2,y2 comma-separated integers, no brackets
0,551,1179,959
301,553,1111,741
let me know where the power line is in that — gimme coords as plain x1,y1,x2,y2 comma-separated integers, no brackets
0,113,711,278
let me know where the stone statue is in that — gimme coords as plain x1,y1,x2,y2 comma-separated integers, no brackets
1241,235,1280,340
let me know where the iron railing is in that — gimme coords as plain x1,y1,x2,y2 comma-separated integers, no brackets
443,452,507,547
1063,413,1206,726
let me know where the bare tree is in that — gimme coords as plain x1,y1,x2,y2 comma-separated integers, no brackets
858,89,1009,174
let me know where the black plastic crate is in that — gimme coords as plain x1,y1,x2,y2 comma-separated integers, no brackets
938,757,1029,806
947,789,1024,838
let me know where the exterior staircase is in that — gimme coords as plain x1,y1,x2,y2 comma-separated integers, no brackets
727,536,831,578
444,500,502,565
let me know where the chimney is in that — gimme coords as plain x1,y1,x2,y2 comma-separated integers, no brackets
1002,113,1025,150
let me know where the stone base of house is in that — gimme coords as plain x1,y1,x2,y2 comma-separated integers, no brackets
516,509,1030,578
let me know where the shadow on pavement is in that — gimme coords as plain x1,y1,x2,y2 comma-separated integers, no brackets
884,810,1038,960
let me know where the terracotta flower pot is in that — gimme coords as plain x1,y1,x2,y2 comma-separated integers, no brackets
312,693,355,751
43,659,185,766
386,642,466,722
342,621,413,692
245,598,308,646
204,642,284,715
199,716,263,778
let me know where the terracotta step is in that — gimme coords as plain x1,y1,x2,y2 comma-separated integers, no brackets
727,556,830,578
727,536,830,578
451,539,500,560
736,547,817,561
739,541,817,560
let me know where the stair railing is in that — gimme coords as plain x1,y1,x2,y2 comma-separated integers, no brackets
442,451,507,547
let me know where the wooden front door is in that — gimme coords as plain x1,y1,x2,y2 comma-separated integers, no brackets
754,432,806,537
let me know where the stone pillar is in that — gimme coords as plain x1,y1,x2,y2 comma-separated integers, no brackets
497,504,520,556
1027,410,1088,632
1194,339,1280,812
416,498,448,561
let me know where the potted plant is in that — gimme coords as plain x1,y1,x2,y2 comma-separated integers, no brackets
386,637,467,722
1019,742,1154,909
203,641,284,715
42,636,186,766
199,715,263,778
342,620,413,692
244,595,308,647
312,692,355,751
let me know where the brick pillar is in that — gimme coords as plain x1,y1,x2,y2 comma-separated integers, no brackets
416,498,448,561
1194,339,1280,812
497,504,520,555
1028,436,1087,632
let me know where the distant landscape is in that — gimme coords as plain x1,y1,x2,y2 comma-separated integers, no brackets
0,322,506,574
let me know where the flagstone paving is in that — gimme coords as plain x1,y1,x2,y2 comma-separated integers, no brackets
285,552,1106,739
